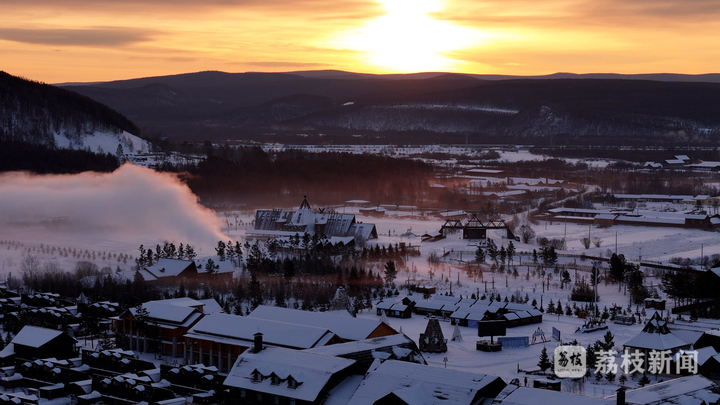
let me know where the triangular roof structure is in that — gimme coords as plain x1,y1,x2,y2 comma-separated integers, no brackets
624,312,690,352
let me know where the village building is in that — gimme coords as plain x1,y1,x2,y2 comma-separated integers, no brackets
492,385,610,405
114,298,212,357
184,313,341,372
623,312,691,358
248,305,397,342
607,374,720,405
136,258,198,283
250,196,378,243
346,359,506,405
10,325,79,361
224,343,356,405
548,207,719,230
375,297,416,318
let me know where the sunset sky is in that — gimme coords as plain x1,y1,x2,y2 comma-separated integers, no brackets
2,0,719,83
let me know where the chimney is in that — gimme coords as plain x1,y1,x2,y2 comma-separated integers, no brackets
253,332,263,353
616,386,626,405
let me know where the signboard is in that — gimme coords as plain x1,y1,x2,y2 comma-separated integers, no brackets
498,336,529,348
552,327,561,341
478,320,507,337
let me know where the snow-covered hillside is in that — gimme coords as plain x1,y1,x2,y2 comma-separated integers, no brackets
53,129,151,155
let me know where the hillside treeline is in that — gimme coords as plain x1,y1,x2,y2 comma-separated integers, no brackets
160,146,434,207
0,140,119,173
0,71,139,146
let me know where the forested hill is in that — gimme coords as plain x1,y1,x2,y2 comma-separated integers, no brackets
0,71,139,146
62,70,720,145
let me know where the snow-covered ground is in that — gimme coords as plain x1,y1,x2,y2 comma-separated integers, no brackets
53,129,150,155
1,142,718,400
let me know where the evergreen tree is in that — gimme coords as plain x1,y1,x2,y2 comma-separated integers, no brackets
205,258,218,274
384,260,397,284
609,253,627,284
547,300,555,314
475,245,486,263
185,244,197,261
538,347,552,372
601,330,615,351
507,241,516,264
215,241,227,261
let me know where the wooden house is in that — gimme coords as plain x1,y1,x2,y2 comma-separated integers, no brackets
136,258,198,283
114,299,205,357
224,344,356,405
376,297,415,318
11,326,79,361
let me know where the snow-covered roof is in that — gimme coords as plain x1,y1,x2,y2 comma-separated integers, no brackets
493,385,609,405
438,210,467,217
613,193,693,201
624,330,689,351
612,374,720,405
328,236,355,246
689,161,720,169
305,334,419,358
347,360,504,405
197,298,224,314
249,306,393,341
224,346,355,402
129,301,202,326
144,258,195,278
188,313,336,350
12,326,65,348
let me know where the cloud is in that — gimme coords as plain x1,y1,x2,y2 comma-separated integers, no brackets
0,27,157,47
2,0,378,18
0,164,226,254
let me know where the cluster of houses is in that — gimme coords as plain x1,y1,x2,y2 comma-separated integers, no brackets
644,154,720,172
2,283,720,404
547,206,720,230
376,295,543,330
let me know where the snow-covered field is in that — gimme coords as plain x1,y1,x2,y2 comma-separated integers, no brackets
1,157,718,398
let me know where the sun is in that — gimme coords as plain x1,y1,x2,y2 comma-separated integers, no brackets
331,0,483,72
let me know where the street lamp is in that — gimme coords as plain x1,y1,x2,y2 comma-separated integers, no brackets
592,260,600,317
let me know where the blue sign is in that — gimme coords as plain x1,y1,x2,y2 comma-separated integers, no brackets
498,336,529,348
552,327,561,341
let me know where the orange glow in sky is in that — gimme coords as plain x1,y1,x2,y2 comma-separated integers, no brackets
0,0,718,83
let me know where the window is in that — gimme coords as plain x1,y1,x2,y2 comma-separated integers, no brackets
271,375,281,385
252,371,262,383
288,377,297,389
240,389,246,398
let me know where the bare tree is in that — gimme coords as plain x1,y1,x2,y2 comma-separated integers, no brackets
592,236,603,248
581,237,591,249
520,225,535,244
21,255,41,290
43,259,63,277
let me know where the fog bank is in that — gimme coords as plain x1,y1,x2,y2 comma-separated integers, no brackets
0,164,226,254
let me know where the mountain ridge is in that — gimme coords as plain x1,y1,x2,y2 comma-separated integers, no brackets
56,70,720,144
